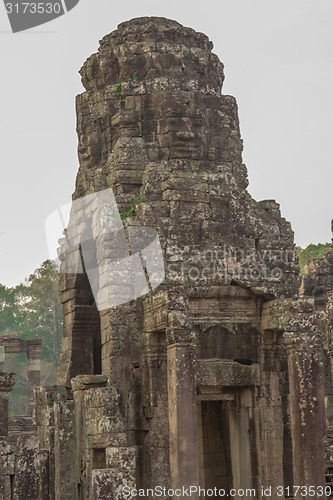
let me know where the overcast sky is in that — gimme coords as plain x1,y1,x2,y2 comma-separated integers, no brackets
0,0,332,287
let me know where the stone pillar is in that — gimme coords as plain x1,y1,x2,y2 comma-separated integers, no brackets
54,399,77,500
141,329,170,492
285,329,326,498
71,375,107,500
327,291,333,458
71,374,137,500
27,340,42,416
0,372,15,436
34,385,72,500
12,435,40,499
255,331,285,499
0,346,5,371
167,328,199,499
327,291,333,387
0,370,14,500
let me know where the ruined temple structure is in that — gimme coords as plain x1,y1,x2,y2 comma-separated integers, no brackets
1,16,333,500
0,336,42,497
0,335,42,418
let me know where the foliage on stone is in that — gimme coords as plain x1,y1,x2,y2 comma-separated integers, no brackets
111,197,147,219
298,243,331,275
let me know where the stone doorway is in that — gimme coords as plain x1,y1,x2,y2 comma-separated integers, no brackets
197,390,255,500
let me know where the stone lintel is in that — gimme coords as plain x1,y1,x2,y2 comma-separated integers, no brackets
196,389,236,401
189,285,261,326
0,336,42,357
88,433,127,449
26,339,43,359
71,374,108,392
196,359,259,387
143,286,262,334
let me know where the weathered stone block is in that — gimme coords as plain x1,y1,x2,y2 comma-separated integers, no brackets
105,446,136,470
92,468,135,500
54,400,78,500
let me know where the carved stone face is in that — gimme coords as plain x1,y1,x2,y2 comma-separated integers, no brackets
77,118,107,170
72,16,299,300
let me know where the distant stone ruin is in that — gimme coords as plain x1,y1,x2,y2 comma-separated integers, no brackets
0,17,332,500
0,336,41,497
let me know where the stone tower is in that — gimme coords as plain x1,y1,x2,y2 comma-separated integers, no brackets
30,17,329,500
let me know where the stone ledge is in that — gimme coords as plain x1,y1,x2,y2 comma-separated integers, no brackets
71,375,108,392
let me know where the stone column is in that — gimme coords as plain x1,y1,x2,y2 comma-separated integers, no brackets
71,375,107,500
0,366,13,500
327,292,333,387
0,346,5,371
285,329,326,498
34,385,73,500
327,291,333,458
256,331,285,499
26,340,42,416
167,328,199,499
54,399,77,500
0,371,15,437
141,330,170,491
71,375,137,500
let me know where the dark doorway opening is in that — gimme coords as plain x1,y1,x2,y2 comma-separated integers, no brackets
198,400,232,499
197,391,256,500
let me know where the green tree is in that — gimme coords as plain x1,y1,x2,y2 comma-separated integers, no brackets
15,260,62,364
0,284,18,333
298,243,331,275
0,260,62,415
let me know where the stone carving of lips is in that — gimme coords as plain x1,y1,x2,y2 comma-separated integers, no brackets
4,0,80,33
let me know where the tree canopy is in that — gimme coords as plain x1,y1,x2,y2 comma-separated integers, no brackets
0,260,62,415
298,243,331,276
